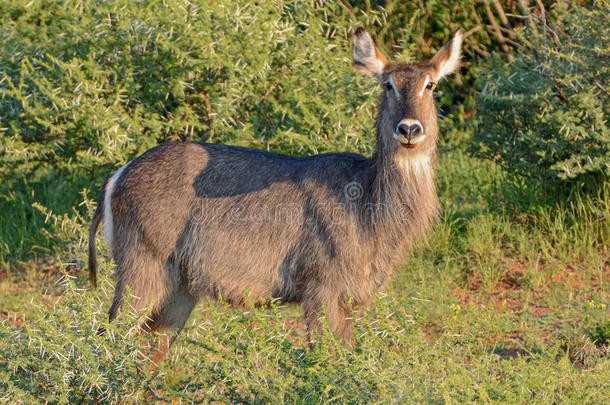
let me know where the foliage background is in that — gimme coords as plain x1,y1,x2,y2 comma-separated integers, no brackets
0,0,608,403
473,1,609,187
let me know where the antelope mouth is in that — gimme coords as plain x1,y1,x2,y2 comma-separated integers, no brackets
397,134,426,149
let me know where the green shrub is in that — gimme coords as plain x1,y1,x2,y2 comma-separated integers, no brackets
0,0,384,172
349,0,535,58
591,321,610,346
472,2,609,189
0,0,544,174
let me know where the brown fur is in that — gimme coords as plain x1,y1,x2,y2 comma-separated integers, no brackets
88,27,462,363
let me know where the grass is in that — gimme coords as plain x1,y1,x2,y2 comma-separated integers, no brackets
0,132,608,403
1,0,607,401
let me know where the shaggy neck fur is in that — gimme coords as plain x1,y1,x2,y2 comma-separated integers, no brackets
363,97,440,259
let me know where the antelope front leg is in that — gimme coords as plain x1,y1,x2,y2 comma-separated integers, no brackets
139,330,177,373
303,288,354,345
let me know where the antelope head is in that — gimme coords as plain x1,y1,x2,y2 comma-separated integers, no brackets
352,27,463,159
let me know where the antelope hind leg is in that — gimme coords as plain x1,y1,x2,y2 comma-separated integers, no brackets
139,286,198,372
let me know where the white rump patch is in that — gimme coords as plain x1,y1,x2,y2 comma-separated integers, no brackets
104,164,128,250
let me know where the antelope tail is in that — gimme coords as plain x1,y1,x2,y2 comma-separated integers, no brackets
88,177,109,288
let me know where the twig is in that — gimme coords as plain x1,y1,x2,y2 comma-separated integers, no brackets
485,25,521,47
594,81,609,95
491,0,517,41
464,26,482,39
534,0,560,45
535,0,547,23
410,297,433,303
337,0,358,24
484,0,513,61
198,89,213,127
472,44,491,57
518,0,538,34
505,13,530,20
261,83,277,101
470,4,492,44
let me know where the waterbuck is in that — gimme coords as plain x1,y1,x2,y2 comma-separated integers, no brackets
88,27,462,365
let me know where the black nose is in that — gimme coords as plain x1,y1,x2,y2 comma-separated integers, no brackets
397,122,423,141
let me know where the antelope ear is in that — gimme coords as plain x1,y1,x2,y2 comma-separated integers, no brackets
352,27,388,80
429,29,463,82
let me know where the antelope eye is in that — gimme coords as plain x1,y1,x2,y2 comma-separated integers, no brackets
426,81,436,90
383,81,394,92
